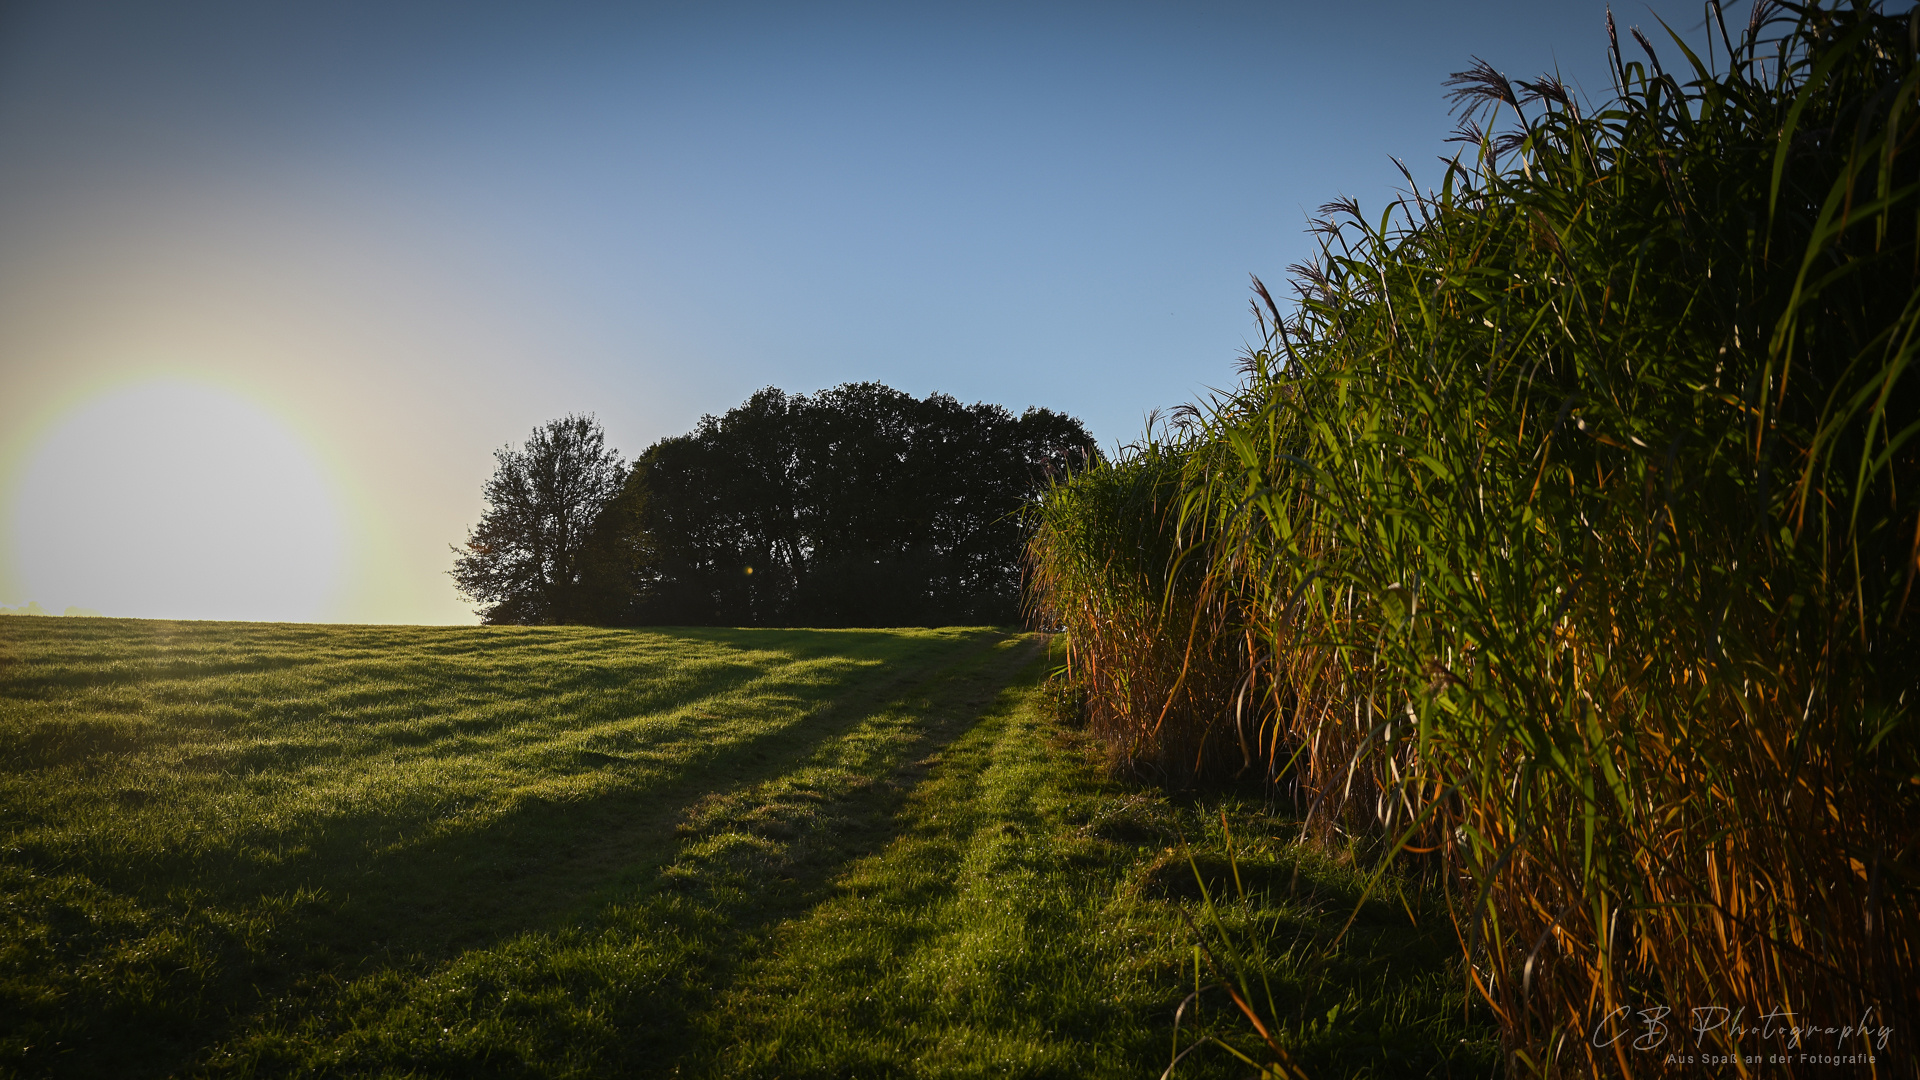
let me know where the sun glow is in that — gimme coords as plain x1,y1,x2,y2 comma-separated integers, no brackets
6,380,348,622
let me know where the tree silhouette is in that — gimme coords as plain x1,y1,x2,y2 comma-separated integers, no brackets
450,414,625,624
602,384,1095,627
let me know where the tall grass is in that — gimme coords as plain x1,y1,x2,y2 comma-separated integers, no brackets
1025,444,1248,785
1028,2,1920,1073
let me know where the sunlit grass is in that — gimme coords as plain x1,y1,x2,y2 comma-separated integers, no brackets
0,618,1491,1077
1,619,998,1074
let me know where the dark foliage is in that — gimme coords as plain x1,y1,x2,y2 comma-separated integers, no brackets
450,415,627,625
606,383,1095,627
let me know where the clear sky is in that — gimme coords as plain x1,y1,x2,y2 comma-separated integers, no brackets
0,0,1729,624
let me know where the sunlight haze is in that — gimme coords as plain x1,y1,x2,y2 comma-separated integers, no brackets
8,381,348,622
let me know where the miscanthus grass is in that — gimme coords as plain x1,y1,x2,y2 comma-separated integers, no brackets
1029,2,1920,1075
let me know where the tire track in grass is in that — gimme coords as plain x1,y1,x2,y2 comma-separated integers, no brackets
687,646,1173,1080
691,665,1504,1080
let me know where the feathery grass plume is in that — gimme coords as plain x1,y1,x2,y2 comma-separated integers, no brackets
1034,2,1920,1074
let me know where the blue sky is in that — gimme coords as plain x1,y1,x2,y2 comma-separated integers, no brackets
0,0,1732,622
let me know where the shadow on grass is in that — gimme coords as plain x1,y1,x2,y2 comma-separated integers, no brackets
310,632,1025,958
0,620,918,694
1,625,1036,1079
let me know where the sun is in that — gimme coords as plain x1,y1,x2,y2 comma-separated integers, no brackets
7,379,347,622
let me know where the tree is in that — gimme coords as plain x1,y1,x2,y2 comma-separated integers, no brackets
600,388,804,626
450,414,626,624
601,383,1096,627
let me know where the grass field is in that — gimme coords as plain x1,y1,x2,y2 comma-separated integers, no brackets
0,619,1495,1078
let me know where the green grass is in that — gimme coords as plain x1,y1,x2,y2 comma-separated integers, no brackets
0,618,1493,1078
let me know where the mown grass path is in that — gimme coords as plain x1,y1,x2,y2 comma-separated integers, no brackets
1,620,1493,1079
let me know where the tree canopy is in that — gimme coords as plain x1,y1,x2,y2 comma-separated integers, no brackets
453,386,1094,627
597,383,1094,627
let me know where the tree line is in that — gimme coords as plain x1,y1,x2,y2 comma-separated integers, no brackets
451,383,1096,627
